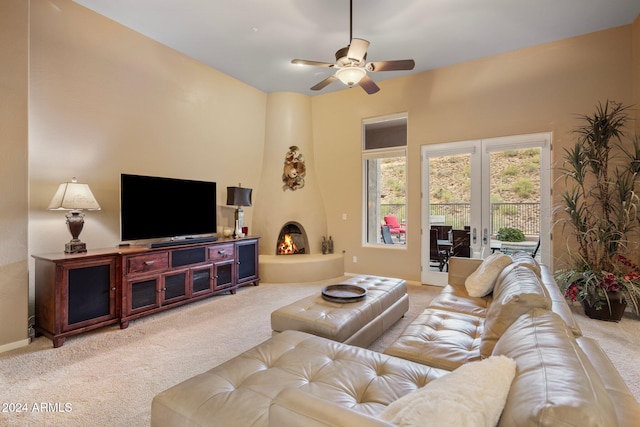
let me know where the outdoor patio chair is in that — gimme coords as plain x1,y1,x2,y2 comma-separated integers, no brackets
432,225,452,240
429,228,448,271
451,229,471,258
381,225,395,244
384,215,406,240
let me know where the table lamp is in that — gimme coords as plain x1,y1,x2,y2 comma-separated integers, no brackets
48,177,101,253
226,184,252,237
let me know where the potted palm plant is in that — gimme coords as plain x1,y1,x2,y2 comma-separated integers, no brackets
555,100,640,321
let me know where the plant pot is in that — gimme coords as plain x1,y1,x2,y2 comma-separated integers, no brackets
582,296,627,322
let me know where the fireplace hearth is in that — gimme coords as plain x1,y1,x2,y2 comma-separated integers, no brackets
277,222,307,255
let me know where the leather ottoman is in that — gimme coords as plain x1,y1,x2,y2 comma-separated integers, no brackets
270,275,409,347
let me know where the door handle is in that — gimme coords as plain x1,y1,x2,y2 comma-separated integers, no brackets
483,228,488,245
472,228,477,244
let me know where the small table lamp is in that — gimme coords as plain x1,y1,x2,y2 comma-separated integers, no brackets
48,177,101,254
226,184,252,237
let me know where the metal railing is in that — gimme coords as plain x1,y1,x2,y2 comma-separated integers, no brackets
491,203,540,236
381,204,407,223
428,203,471,230
380,202,540,236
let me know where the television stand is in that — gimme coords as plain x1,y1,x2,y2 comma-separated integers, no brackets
32,236,259,347
150,236,218,248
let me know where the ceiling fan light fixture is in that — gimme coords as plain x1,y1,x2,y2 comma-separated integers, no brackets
336,67,366,86
290,0,414,94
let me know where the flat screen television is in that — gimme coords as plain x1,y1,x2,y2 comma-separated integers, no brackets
120,174,217,242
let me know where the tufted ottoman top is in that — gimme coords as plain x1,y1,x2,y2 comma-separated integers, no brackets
271,275,406,343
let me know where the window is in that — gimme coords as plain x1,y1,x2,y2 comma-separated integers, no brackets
362,114,408,246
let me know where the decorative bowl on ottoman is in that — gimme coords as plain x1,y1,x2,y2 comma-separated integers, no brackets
321,284,367,303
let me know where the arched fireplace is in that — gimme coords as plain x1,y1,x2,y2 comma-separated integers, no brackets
276,222,308,255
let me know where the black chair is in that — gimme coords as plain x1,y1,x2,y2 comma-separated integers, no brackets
451,229,471,258
429,229,448,271
381,225,395,244
432,225,452,241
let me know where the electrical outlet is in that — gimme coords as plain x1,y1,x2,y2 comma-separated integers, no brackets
342,213,347,220
352,256,357,263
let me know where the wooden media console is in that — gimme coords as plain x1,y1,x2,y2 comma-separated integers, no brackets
33,237,259,347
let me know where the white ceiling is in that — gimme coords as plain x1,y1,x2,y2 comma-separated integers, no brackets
73,0,640,96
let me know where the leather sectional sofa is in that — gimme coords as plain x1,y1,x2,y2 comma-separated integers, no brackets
151,253,640,426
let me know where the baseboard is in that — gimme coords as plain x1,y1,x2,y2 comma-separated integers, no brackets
0,338,30,354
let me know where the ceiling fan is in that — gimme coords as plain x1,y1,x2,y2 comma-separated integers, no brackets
291,0,415,94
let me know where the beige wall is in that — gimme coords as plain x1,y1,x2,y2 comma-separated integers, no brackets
29,0,267,258
312,25,634,282
0,0,29,350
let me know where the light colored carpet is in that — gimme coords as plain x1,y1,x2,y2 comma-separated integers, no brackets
0,278,637,426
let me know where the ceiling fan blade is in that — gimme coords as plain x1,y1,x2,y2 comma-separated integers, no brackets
358,75,380,95
292,59,335,67
311,75,338,91
366,59,415,72
347,38,369,62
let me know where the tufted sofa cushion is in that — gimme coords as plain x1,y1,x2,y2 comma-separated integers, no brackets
383,308,483,370
427,283,492,317
270,388,396,427
493,309,618,427
151,330,448,427
479,264,551,358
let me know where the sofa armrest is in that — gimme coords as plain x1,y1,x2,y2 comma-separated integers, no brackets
448,257,483,286
576,336,640,425
270,388,395,427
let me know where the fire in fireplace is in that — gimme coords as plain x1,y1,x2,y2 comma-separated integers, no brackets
276,222,307,255
278,233,298,254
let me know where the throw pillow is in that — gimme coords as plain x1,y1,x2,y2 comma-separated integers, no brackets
380,355,517,427
465,252,513,297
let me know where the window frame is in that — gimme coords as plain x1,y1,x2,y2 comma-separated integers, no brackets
361,113,408,248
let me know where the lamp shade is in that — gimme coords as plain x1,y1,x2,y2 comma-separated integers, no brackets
226,186,252,207
48,178,101,211
336,67,366,86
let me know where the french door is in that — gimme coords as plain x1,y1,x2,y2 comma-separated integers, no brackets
421,133,551,286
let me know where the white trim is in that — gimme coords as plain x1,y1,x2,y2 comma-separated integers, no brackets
362,147,407,159
362,112,408,125
0,338,30,354
423,141,478,158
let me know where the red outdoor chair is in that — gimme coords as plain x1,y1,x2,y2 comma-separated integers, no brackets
384,215,406,240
